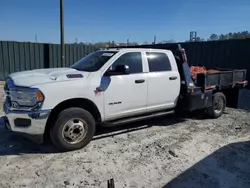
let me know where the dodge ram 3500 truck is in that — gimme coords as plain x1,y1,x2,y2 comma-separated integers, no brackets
2,44,248,151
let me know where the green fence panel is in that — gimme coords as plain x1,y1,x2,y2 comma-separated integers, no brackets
29,43,35,70
73,44,77,62
56,44,60,67
19,42,25,71
39,44,44,69
65,44,70,67
0,42,4,80
48,44,53,68
13,42,20,72
25,43,31,70
2,41,10,78
8,42,15,74
77,45,81,60
82,44,86,57
69,45,74,66
34,43,39,69
49,44,57,68
86,44,90,56
57,44,61,67
80,44,84,59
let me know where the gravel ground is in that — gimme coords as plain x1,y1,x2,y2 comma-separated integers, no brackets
0,88,250,188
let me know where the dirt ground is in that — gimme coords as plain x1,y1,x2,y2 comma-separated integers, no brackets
0,87,250,188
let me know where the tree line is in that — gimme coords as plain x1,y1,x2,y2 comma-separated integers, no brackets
193,31,250,42
144,31,250,44
36,30,250,46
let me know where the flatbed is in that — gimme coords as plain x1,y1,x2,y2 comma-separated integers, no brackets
192,67,247,89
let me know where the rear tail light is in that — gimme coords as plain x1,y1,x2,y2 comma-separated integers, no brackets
180,49,188,62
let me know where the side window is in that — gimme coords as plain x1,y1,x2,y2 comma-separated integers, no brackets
111,52,143,74
146,52,172,72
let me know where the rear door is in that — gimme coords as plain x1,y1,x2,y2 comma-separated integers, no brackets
145,51,180,111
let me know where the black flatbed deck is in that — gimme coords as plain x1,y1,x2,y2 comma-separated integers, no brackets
196,68,248,90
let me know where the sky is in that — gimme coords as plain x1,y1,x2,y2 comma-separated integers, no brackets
0,0,250,44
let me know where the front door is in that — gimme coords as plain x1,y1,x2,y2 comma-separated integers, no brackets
103,52,147,121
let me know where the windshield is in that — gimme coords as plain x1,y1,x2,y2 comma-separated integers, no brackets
71,51,117,72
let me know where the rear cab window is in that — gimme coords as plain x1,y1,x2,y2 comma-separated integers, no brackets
146,52,172,72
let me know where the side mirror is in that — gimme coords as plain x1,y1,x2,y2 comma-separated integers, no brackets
114,65,130,74
105,64,130,76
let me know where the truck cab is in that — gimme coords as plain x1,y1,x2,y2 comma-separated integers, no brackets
95,48,181,120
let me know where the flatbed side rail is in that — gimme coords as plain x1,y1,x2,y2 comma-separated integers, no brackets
196,69,248,89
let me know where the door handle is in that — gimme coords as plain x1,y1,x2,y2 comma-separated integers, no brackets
135,79,145,84
169,76,177,80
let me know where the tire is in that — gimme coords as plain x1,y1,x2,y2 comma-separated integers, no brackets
50,107,96,152
207,92,226,118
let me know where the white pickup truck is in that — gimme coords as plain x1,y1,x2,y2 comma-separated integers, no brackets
2,44,247,151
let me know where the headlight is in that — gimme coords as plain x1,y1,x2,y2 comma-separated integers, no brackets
10,90,44,107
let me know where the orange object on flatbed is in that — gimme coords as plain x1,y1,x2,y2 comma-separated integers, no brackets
190,66,218,80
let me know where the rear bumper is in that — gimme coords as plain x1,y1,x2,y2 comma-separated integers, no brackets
3,102,51,143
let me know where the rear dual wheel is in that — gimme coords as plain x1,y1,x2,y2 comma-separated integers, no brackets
207,92,226,118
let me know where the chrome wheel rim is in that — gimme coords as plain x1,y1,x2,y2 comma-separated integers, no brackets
62,118,87,144
214,98,224,114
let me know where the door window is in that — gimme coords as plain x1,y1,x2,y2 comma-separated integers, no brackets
111,52,143,74
146,52,172,72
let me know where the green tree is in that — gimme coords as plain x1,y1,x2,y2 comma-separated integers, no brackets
209,34,219,41
194,37,204,42
210,31,250,41
219,34,227,40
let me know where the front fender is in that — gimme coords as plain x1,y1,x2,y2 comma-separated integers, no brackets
35,81,104,120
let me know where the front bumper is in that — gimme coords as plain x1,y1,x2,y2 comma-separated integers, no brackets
3,102,51,143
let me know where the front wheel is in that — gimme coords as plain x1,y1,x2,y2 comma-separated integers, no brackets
207,92,226,118
50,107,96,152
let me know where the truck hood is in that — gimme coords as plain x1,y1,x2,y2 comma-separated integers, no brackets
9,68,90,87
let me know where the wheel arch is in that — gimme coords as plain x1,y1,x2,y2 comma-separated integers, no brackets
44,98,101,142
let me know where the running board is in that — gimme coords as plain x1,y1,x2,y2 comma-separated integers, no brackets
102,110,175,127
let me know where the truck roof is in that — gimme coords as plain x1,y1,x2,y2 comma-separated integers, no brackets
104,48,171,53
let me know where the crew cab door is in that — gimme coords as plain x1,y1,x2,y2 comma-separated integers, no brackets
145,51,180,111
103,51,147,120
